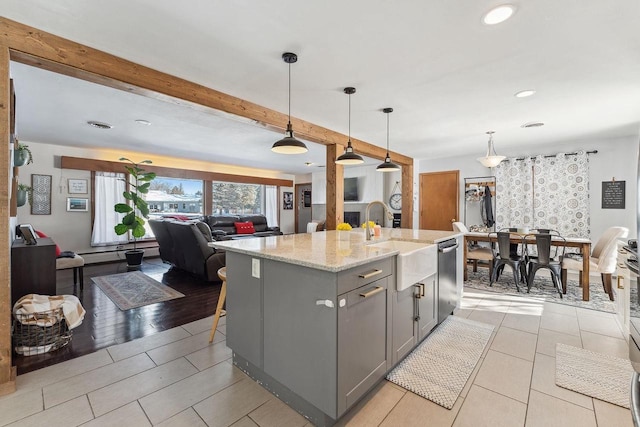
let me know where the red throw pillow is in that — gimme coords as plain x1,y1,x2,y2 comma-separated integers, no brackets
234,221,255,235
35,230,62,256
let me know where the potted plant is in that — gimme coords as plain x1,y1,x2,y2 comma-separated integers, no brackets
114,157,156,268
336,222,352,241
14,143,33,167
16,183,32,207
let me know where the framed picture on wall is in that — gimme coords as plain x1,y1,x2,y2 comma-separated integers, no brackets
68,178,88,194
283,192,293,210
31,174,52,215
67,197,88,212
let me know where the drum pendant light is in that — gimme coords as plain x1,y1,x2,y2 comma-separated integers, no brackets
335,87,364,165
272,52,308,154
376,108,401,172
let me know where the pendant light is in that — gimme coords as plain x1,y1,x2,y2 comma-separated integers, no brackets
477,130,505,167
376,108,401,172
272,52,308,154
335,87,364,165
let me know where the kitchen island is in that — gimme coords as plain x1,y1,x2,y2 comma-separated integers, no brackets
211,228,461,426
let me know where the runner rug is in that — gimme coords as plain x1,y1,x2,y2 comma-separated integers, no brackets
92,271,184,310
555,343,634,408
386,316,494,409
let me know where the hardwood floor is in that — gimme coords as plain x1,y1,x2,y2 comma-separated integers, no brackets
12,257,222,375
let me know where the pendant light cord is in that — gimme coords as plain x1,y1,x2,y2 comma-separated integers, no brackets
288,62,291,124
348,92,351,141
386,112,390,156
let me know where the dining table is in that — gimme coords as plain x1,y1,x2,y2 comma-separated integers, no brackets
464,231,593,301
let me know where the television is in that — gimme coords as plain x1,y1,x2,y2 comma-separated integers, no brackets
344,177,359,201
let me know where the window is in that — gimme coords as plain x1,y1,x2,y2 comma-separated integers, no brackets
212,181,263,215
147,177,204,218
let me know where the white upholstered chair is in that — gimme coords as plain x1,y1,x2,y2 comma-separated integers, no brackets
561,226,628,300
452,222,494,280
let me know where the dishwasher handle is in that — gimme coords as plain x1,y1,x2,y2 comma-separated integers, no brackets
439,242,459,253
632,373,640,426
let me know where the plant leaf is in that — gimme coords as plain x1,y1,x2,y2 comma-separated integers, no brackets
122,212,136,225
114,203,132,213
114,224,128,235
132,223,146,238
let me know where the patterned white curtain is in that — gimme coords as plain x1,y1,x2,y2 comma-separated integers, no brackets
495,157,534,231
532,152,590,238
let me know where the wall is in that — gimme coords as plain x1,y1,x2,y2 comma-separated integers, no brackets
16,141,297,259
417,135,638,245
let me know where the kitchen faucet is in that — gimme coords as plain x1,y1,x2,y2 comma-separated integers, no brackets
365,200,394,240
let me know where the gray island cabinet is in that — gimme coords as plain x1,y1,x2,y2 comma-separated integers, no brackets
213,229,460,426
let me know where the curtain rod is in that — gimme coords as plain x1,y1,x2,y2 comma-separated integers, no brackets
504,150,598,162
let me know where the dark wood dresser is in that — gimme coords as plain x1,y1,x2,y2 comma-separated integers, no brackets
11,237,57,306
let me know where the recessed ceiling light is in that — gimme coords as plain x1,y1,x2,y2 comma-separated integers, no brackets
483,5,515,25
135,119,151,125
87,121,113,129
515,90,536,98
521,121,545,128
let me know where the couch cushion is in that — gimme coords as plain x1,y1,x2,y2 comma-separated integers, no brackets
235,221,256,234
205,215,240,235
240,215,269,232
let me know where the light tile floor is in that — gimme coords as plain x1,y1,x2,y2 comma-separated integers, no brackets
0,288,634,427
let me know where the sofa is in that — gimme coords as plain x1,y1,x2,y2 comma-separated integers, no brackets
202,214,282,240
149,219,225,282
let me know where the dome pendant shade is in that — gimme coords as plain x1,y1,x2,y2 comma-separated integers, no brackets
376,154,401,172
271,52,308,154
376,107,401,172
336,87,364,165
476,131,505,167
272,123,308,154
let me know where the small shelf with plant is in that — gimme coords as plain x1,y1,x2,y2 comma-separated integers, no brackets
14,143,33,167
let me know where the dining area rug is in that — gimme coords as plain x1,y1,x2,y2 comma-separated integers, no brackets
464,269,616,313
386,316,494,409
92,271,185,310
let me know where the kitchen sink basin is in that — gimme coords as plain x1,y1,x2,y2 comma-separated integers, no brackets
366,240,437,291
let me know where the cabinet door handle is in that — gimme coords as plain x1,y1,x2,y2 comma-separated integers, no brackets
358,269,383,279
359,286,385,298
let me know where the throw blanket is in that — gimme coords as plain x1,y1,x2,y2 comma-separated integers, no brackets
13,294,86,329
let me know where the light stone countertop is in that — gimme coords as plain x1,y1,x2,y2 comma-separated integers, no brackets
210,228,462,272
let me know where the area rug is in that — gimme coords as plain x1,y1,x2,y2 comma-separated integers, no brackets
464,270,616,313
92,271,185,310
386,316,494,409
555,343,634,408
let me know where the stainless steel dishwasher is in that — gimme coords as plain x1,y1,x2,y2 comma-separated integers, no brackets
438,238,459,323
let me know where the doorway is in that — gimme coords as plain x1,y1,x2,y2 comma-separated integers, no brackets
419,170,459,231
295,183,312,233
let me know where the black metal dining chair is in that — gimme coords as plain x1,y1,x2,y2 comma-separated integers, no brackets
489,231,527,292
524,231,565,297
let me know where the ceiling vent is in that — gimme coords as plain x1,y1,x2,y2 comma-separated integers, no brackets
87,121,113,129
521,122,544,128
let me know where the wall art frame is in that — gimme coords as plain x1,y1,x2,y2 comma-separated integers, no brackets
67,197,89,212
31,174,52,215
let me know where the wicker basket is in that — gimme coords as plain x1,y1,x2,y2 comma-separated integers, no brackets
12,307,72,356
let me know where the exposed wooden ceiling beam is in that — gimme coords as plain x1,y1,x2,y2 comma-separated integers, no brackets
2,17,413,165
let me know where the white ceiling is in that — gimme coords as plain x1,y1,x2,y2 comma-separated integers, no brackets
2,0,640,175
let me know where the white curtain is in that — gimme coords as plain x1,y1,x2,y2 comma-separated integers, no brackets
532,152,590,238
91,172,128,246
495,157,534,231
495,152,590,238
265,185,278,227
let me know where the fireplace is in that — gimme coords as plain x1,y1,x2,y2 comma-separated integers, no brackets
344,211,360,228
